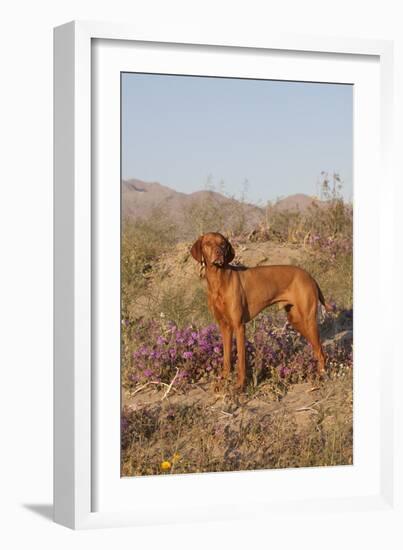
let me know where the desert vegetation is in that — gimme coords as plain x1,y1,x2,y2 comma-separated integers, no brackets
121,172,353,476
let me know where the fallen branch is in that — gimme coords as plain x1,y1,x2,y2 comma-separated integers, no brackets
295,400,319,412
150,380,179,393
129,380,179,399
161,367,180,401
130,382,151,396
295,391,334,412
295,406,319,414
219,410,234,417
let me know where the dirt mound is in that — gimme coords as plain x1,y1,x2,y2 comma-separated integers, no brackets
143,239,306,285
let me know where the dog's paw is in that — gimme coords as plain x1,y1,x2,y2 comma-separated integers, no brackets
234,381,246,393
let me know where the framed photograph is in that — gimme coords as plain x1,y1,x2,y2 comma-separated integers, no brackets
54,21,397,530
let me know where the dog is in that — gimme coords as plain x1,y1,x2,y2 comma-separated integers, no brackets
190,232,333,390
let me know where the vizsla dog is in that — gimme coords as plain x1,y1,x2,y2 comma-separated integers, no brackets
191,232,333,390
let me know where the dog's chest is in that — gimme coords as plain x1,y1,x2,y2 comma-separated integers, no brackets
208,289,228,321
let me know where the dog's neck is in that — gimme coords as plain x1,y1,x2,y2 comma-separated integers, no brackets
204,263,228,292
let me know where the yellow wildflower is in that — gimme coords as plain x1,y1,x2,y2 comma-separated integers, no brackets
160,460,171,471
172,453,181,463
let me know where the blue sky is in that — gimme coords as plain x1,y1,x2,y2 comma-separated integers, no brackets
122,73,353,205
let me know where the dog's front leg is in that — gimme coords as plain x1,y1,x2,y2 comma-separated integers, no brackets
219,322,233,380
235,324,246,390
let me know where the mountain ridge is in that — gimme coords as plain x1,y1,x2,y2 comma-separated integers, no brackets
122,178,327,239
123,178,322,212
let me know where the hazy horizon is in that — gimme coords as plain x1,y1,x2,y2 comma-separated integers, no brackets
122,73,353,204
122,175,353,207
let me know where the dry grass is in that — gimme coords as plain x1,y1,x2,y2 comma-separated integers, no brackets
121,367,353,476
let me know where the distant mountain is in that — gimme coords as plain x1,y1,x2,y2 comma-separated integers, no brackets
122,179,266,237
269,193,323,212
122,178,327,239
122,179,189,219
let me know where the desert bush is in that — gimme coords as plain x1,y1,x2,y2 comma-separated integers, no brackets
121,214,177,318
263,173,352,247
296,244,352,310
147,283,212,328
183,190,227,238
182,178,261,240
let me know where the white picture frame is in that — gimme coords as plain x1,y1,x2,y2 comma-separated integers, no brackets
54,21,398,530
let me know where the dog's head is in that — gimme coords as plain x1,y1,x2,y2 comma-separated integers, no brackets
190,232,235,267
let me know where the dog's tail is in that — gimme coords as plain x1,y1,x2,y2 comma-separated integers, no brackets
316,282,336,313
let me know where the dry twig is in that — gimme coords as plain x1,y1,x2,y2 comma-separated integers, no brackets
161,367,180,400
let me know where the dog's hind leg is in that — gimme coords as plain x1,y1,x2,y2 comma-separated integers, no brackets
286,306,326,376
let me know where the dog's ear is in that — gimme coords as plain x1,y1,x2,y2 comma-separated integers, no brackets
190,236,204,263
224,239,235,264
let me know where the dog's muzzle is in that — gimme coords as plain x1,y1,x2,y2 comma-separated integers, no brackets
212,259,224,267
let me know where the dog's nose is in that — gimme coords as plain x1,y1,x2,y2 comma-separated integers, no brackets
213,251,224,266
